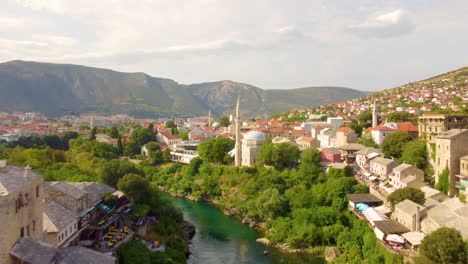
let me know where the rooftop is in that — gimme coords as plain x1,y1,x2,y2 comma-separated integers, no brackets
0,162,42,196
371,157,398,166
374,220,410,234
347,193,383,204
436,129,467,139
45,181,86,200
43,200,77,232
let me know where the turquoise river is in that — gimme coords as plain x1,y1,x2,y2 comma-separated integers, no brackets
165,194,326,264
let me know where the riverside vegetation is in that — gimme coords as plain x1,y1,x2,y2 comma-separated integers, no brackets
0,133,189,264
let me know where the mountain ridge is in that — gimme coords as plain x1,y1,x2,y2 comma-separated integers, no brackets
0,60,367,118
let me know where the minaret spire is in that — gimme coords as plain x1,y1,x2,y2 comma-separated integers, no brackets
372,100,378,127
235,97,242,166
208,108,212,127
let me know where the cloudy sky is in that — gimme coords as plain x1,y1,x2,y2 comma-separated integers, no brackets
1,0,467,91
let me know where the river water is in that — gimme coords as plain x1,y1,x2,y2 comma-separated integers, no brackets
164,194,326,264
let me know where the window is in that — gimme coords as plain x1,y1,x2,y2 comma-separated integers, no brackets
65,230,67,237
20,227,24,238
27,225,30,236
33,220,36,232
36,186,39,198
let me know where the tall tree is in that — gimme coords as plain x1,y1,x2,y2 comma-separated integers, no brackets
42,135,63,150
197,136,235,164
387,187,425,210
435,167,450,194
117,173,152,204
110,126,120,138
420,227,466,264
117,135,123,156
381,131,414,158
219,116,231,127
399,139,428,169
131,128,155,147
90,127,97,141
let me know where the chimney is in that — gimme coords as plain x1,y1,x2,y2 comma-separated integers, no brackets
24,165,32,178
415,206,421,231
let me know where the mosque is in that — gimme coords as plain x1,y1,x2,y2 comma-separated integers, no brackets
232,98,266,166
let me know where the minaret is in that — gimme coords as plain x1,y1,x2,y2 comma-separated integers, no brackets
235,97,242,167
372,100,378,127
90,115,95,129
208,108,212,127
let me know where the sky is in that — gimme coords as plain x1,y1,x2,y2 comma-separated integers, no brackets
1,0,467,91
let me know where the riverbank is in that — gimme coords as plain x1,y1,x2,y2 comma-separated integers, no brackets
163,192,327,264
161,188,326,258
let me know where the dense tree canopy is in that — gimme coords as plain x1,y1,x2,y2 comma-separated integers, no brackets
100,159,142,187
399,139,428,169
110,126,120,138
435,167,450,194
419,227,466,264
386,112,415,123
387,187,425,210
197,136,234,164
358,110,373,125
258,142,300,168
117,173,152,204
382,131,414,158
357,134,379,148
219,116,231,127
131,128,155,147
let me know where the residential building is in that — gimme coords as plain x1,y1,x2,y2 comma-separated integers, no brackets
43,200,79,247
0,162,43,264
370,157,399,179
295,136,320,150
434,129,468,196
356,147,382,170
157,130,182,147
368,122,418,144
392,199,424,232
391,164,425,189
418,114,468,141
337,143,365,164
335,127,357,147
320,148,341,163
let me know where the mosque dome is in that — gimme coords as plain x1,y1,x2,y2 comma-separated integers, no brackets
244,130,266,141
212,122,221,128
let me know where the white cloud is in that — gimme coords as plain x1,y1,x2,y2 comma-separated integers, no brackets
346,9,415,39
0,16,26,28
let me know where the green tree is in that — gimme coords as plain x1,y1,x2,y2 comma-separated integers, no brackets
90,127,97,141
117,173,152,204
100,159,142,187
91,142,118,160
358,110,373,125
61,131,79,150
42,135,63,150
357,134,379,148
219,116,231,127
197,136,235,164
178,132,189,141
381,131,414,158
399,139,428,169
420,227,466,264
258,143,278,165
131,128,155,147
248,188,286,219
387,187,425,210
123,141,140,157
117,135,123,155
435,167,450,194
162,148,171,163
301,148,322,167
165,120,177,129
386,112,414,123
110,126,120,138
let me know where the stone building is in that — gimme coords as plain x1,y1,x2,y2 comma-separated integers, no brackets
295,136,320,150
43,181,87,213
434,129,468,196
43,200,79,247
335,127,357,147
392,199,424,232
391,164,425,189
457,156,468,195
241,131,266,166
418,114,468,141
0,161,44,264
370,157,399,179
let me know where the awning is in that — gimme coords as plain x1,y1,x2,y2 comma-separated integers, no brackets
369,176,378,181
95,200,115,214
364,172,371,177
363,207,386,225
101,215,120,229
386,234,405,244
402,232,426,246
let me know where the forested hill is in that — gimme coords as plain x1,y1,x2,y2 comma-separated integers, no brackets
0,60,367,118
